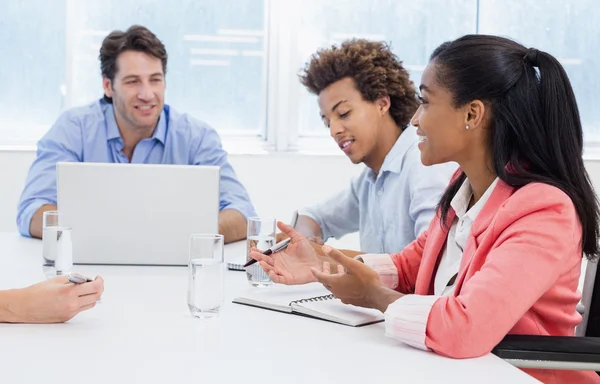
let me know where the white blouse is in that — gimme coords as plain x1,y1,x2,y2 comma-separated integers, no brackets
434,177,499,296
358,177,500,351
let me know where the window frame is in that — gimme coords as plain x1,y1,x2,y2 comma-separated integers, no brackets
3,0,600,160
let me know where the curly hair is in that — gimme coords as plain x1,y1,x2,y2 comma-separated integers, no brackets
299,39,419,129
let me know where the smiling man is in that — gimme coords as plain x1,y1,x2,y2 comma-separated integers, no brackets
290,39,457,256
17,25,255,243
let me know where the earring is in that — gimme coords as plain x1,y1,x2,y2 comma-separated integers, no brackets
466,124,470,130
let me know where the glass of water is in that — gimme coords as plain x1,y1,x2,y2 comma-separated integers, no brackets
42,211,73,279
246,217,276,287
188,234,224,319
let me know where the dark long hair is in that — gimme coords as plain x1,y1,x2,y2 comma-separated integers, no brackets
432,34,599,260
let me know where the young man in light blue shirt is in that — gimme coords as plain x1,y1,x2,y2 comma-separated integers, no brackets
17,25,255,243
290,39,457,256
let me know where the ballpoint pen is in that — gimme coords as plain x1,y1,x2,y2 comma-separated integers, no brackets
67,272,93,284
244,210,299,268
243,237,291,267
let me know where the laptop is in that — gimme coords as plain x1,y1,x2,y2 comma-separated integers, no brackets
56,162,220,266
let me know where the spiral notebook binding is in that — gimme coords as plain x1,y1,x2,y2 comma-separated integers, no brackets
227,261,245,271
289,294,335,306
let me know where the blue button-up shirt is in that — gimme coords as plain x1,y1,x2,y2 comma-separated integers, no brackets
299,128,458,254
17,99,256,237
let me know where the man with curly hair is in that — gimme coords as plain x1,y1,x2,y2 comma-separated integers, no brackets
290,39,457,257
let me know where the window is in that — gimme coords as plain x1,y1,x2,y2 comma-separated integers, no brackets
1,0,600,154
69,0,266,137
0,1,66,145
292,0,477,137
0,0,266,148
477,0,600,144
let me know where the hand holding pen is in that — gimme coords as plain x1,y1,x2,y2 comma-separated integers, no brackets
246,221,323,285
243,237,292,267
244,210,299,267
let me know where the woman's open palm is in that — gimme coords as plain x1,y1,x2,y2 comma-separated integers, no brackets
248,222,321,285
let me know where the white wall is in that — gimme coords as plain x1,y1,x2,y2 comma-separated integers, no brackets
2,150,595,293
4,150,600,252
0,151,364,248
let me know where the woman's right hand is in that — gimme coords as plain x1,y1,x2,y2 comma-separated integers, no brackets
249,222,321,285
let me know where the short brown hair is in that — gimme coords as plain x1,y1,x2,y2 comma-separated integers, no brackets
99,25,168,103
299,39,419,129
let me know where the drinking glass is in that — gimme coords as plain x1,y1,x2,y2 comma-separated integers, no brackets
42,211,73,279
188,234,224,318
246,217,276,287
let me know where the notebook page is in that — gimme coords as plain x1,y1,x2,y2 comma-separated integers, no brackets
292,298,385,326
233,283,331,313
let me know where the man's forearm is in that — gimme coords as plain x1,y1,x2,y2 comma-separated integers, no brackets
311,244,364,271
276,214,323,243
294,215,323,240
338,249,365,258
218,209,247,244
29,204,57,239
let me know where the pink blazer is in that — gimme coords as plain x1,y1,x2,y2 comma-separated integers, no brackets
390,178,600,383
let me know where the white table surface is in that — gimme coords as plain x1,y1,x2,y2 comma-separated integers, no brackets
0,232,539,384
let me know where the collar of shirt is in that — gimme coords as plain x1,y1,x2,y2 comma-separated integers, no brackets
435,177,499,297
450,176,500,221
367,126,418,183
103,101,168,145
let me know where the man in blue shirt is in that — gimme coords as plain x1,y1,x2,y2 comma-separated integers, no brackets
285,39,457,256
17,25,255,243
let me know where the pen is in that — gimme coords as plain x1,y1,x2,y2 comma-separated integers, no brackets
243,237,291,268
289,209,299,228
244,210,299,268
68,273,103,304
67,272,93,284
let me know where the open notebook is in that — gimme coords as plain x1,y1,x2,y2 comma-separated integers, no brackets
232,283,384,327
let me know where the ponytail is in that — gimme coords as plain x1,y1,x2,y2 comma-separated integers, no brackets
431,35,600,260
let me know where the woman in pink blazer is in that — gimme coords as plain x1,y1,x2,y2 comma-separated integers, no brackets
251,34,600,383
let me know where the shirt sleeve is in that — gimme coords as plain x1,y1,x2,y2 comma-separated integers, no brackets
422,186,584,359
380,185,584,360
191,123,256,219
298,173,362,241
360,249,438,351
384,295,439,350
359,253,399,290
16,112,83,237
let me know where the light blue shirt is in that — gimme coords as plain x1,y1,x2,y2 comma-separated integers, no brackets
17,99,256,237
299,128,458,254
